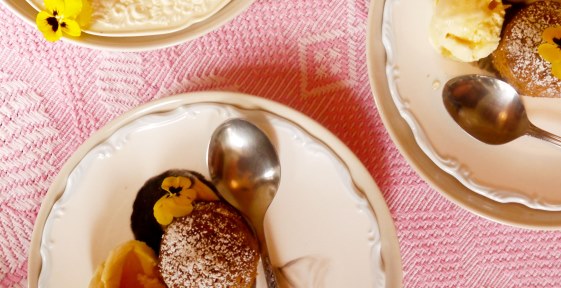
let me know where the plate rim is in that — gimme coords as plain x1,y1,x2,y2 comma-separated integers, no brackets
1,0,255,52
367,0,561,229
28,91,403,287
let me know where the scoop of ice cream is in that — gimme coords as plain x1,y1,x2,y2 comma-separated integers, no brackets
429,0,505,62
89,240,165,288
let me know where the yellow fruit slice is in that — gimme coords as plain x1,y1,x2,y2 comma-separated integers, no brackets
89,240,165,288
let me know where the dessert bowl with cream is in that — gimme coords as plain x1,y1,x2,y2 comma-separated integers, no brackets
1,0,255,50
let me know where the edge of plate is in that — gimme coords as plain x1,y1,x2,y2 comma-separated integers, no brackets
367,0,561,229
1,0,255,52
28,92,403,287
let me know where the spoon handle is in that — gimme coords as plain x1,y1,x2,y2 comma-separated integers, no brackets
262,253,278,288
527,123,561,148
257,223,279,288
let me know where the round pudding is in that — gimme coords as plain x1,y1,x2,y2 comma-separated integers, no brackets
492,0,561,98
158,201,259,288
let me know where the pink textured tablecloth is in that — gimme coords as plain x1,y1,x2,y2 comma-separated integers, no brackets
2,0,561,287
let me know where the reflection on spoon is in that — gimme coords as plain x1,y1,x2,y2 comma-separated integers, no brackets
442,74,561,147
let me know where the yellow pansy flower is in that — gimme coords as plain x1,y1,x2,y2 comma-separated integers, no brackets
35,0,84,42
153,176,198,226
538,26,561,80
153,175,220,226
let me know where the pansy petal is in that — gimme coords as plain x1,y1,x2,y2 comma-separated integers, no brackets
174,195,193,207
542,26,561,45
167,200,193,218
154,212,172,226
180,188,197,201
45,0,65,15
76,0,92,27
161,176,192,193
53,28,63,41
538,43,561,63
36,12,62,42
43,29,62,42
64,0,83,18
552,63,561,80
153,197,173,226
61,19,81,37
36,11,54,32
177,176,193,188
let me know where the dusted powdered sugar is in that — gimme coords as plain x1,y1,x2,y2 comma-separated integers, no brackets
492,1,561,97
158,202,259,288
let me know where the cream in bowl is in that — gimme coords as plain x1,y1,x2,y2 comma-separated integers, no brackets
29,0,232,37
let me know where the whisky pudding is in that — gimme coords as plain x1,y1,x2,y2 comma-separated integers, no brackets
129,169,259,287
158,201,259,288
492,1,561,97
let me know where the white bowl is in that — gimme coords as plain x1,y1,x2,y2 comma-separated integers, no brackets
2,0,254,51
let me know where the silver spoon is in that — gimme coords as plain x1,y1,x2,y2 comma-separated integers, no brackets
207,118,281,288
442,74,561,147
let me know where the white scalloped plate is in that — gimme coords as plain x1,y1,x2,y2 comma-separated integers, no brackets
368,0,561,227
1,0,254,51
28,92,402,287
25,0,231,37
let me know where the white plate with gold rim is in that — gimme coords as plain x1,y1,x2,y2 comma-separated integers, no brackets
28,92,402,287
368,0,561,227
2,0,254,51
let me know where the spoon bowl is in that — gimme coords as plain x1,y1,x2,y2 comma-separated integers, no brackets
207,118,281,287
442,75,561,147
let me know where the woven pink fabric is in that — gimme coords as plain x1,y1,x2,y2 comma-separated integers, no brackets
2,1,561,287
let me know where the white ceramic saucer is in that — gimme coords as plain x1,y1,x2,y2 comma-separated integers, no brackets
28,92,402,287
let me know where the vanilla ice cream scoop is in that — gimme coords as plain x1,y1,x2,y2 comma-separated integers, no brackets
429,0,506,62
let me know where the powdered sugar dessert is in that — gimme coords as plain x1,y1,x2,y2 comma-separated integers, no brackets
92,169,259,287
492,1,561,98
28,0,232,36
159,201,259,288
130,169,219,253
127,169,259,287
430,0,561,97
